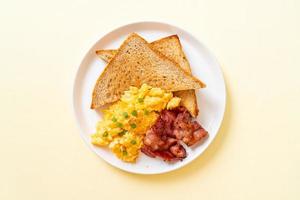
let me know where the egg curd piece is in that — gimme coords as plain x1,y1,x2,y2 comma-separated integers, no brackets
91,84,181,162
109,131,143,162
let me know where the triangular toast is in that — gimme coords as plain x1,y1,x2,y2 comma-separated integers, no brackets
95,35,200,116
91,33,205,109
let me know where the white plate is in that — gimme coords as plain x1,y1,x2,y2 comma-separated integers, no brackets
73,21,226,174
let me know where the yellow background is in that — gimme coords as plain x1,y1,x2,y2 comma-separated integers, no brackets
1,0,299,199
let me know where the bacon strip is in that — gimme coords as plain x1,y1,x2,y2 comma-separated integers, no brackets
142,107,208,162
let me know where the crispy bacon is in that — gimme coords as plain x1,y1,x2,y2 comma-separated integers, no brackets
141,145,185,162
142,106,208,162
169,144,186,158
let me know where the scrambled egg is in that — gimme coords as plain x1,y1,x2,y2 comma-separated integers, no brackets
91,84,181,162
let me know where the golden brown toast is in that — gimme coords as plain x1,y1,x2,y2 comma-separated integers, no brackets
95,35,200,116
91,33,205,109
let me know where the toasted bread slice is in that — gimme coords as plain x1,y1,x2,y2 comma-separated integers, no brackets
96,35,200,116
95,49,118,63
91,33,205,109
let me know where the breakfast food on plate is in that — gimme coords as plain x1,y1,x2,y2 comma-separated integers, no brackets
91,33,208,163
91,33,205,109
141,107,208,161
96,35,199,117
91,84,182,162
96,49,117,62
